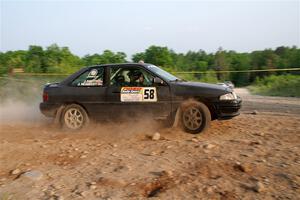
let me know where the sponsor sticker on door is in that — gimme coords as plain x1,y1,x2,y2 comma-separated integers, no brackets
121,87,157,102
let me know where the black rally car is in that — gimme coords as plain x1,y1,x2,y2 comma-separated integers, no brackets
40,63,241,133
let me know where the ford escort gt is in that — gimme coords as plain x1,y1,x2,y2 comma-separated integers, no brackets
40,63,242,134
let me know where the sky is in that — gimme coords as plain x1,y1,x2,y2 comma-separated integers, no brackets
0,0,299,58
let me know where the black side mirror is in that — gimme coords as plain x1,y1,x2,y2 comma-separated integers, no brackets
153,77,164,85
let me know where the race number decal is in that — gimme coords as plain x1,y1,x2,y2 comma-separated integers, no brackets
121,87,157,102
143,87,157,102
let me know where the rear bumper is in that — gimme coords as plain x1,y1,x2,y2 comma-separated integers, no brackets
39,102,60,118
214,97,242,120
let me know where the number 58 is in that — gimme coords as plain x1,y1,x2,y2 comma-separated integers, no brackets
144,89,155,99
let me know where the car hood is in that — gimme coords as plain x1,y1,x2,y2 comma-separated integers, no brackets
170,81,232,98
178,81,231,91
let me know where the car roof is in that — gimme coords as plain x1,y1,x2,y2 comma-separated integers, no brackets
88,63,151,68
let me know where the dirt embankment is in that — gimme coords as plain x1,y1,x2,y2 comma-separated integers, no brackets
0,88,299,200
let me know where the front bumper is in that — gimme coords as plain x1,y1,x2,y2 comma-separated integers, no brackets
214,97,242,120
40,102,60,118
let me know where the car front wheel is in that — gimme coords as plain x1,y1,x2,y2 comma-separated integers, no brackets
181,101,211,134
62,104,89,130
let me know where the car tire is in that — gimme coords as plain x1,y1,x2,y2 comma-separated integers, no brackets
61,104,89,130
180,100,211,134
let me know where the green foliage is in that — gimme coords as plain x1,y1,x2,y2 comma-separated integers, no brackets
228,53,251,86
83,50,127,66
0,44,126,75
26,45,45,72
199,71,219,83
175,71,218,83
0,44,299,87
249,75,300,97
132,52,145,63
214,47,229,81
132,45,173,67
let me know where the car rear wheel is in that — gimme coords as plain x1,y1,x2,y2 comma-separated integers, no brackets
62,104,89,130
181,101,211,134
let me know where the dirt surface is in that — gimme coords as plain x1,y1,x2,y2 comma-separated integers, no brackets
0,88,300,200
236,88,300,115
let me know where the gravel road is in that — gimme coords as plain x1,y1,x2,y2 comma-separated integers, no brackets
0,88,299,200
236,88,300,115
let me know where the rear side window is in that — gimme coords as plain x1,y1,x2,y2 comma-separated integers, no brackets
72,67,104,86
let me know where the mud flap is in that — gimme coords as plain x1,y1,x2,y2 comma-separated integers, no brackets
172,108,181,128
53,105,65,127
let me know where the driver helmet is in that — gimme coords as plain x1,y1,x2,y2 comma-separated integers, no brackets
128,70,142,80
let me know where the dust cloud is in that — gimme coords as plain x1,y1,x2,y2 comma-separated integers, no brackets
0,100,44,124
0,76,162,137
0,77,48,124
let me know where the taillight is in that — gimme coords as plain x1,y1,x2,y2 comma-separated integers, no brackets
43,92,49,102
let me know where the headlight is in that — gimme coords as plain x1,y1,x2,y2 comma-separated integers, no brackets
219,92,237,100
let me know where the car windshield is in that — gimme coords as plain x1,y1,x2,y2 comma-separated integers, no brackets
146,65,181,82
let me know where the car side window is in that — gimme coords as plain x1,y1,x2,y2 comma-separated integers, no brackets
72,67,104,86
110,67,154,87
